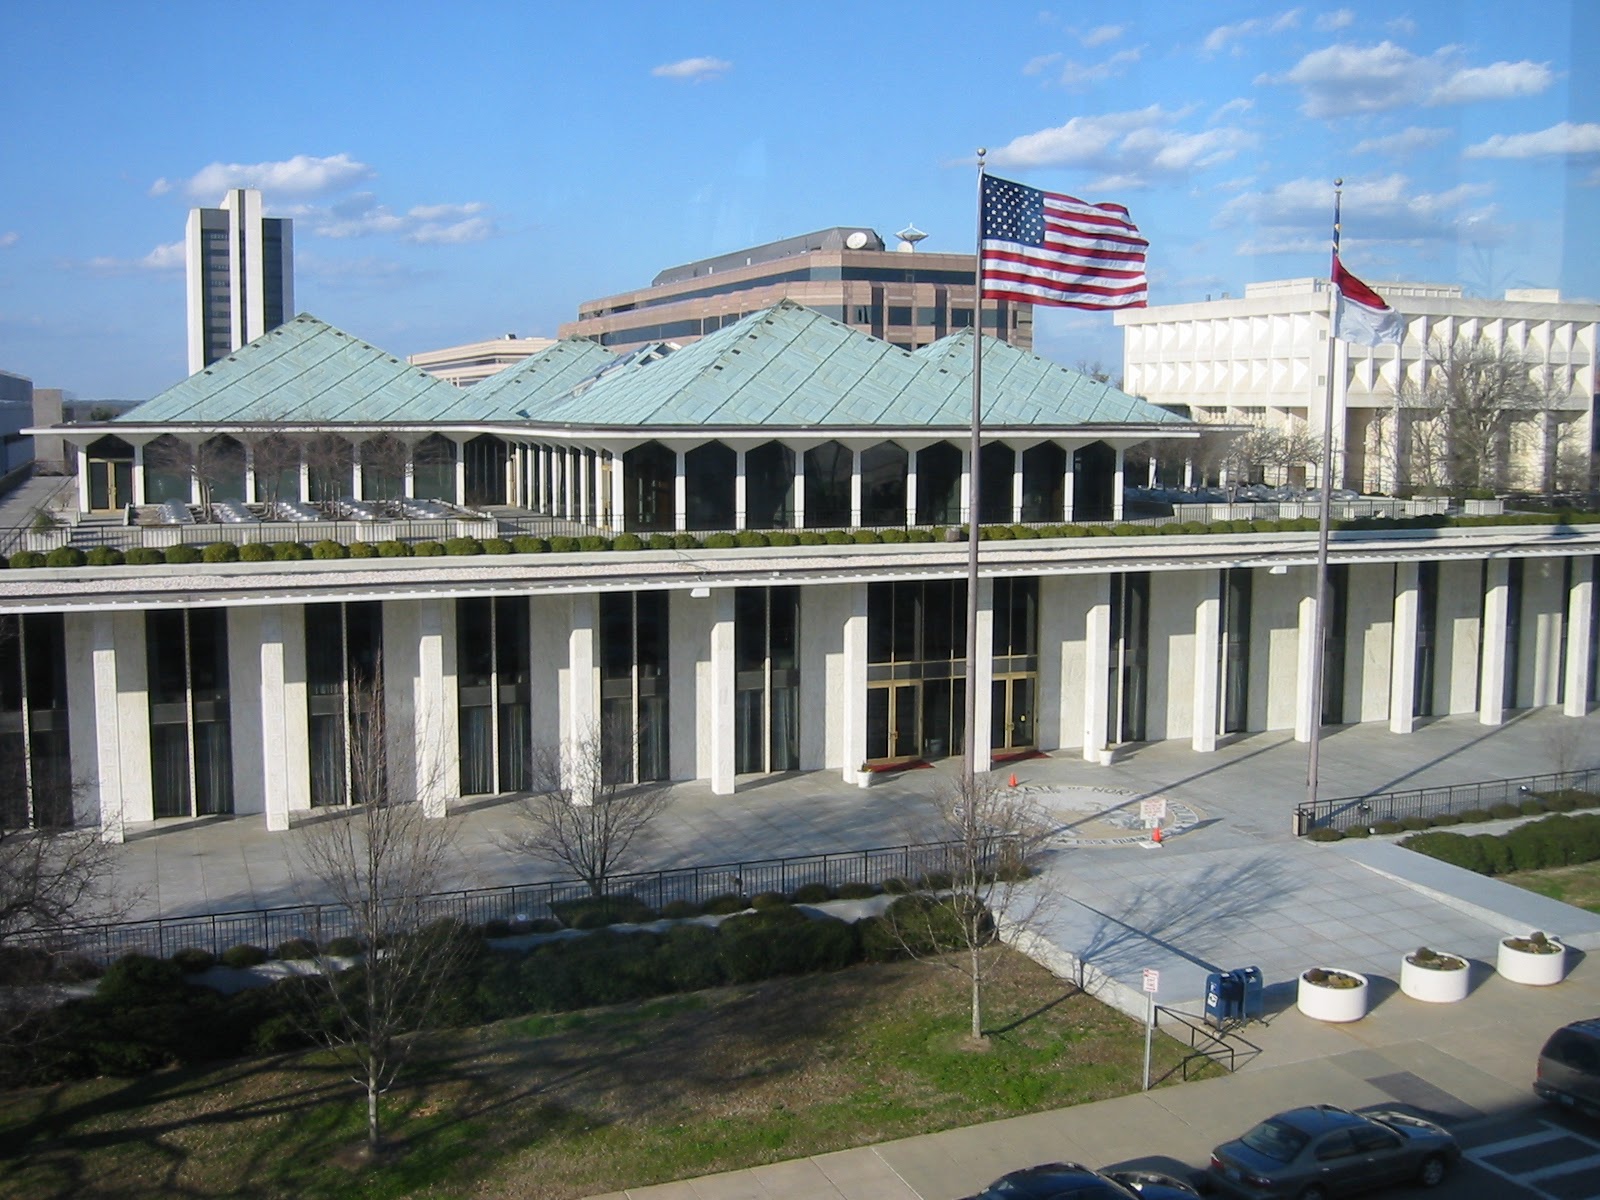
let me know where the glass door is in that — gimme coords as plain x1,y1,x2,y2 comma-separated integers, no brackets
866,682,920,762
990,676,1036,751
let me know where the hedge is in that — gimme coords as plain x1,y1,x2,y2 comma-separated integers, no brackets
1403,812,1600,875
1309,789,1600,841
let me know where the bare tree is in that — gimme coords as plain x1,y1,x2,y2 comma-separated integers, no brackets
289,664,470,1156
359,434,411,502
303,433,355,507
238,428,304,508
141,431,247,509
881,774,1053,1042
496,720,673,898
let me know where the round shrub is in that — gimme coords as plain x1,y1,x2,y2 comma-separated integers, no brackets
797,531,827,546
164,544,202,565
1342,824,1372,838
412,540,445,557
311,539,348,560
703,532,737,549
274,938,317,961
791,883,834,904
125,547,165,566
1011,525,1038,539
481,918,512,939
735,531,769,548
377,539,413,557
479,537,512,555
510,535,547,554
85,546,125,567
8,550,45,569
97,954,189,1008
612,533,644,551
169,947,216,974
45,547,86,568
750,892,790,912
700,893,748,916
767,531,800,547
348,540,378,558
647,533,674,550
1542,792,1579,813
548,536,578,553
671,534,699,550
659,899,700,919
580,535,612,552
852,529,880,544
1087,525,1115,537
1112,524,1145,537
824,530,851,545
220,944,269,969
1399,816,1433,831
323,936,363,957
271,541,311,561
1308,827,1346,842
202,541,239,563
239,542,274,562
1372,820,1405,835
982,525,1014,540
1429,812,1463,826
920,870,954,891
881,877,913,895
907,528,936,543
444,537,483,556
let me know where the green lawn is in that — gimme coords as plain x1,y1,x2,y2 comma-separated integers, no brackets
1502,861,1600,913
0,953,1215,1200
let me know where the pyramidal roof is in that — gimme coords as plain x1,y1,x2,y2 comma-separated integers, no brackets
120,313,466,425
431,337,616,421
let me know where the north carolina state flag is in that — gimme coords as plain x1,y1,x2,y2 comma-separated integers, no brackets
1331,254,1403,347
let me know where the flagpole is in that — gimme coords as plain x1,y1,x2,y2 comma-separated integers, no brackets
962,149,987,796
1305,178,1342,816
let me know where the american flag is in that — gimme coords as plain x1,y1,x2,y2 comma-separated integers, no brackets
980,174,1148,310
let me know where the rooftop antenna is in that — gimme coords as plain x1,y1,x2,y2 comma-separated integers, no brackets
896,222,928,253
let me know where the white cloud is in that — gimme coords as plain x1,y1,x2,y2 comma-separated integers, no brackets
1464,122,1600,159
651,56,731,83
1351,126,1450,156
1023,52,1062,75
1270,9,1302,32
1211,97,1254,120
82,240,185,274
1217,174,1500,249
1058,47,1142,89
988,105,1254,188
1386,16,1417,35
1314,8,1354,31
148,178,171,197
1428,60,1554,105
297,252,428,288
285,193,497,244
1202,9,1299,56
1080,23,1123,47
0,231,17,248
178,153,375,200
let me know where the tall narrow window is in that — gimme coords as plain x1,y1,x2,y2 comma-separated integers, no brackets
1220,569,1253,734
0,614,71,829
1322,565,1349,725
599,592,670,784
990,578,1039,752
146,609,233,819
457,597,532,796
865,581,966,762
1414,561,1439,718
306,602,384,807
1109,572,1150,743
734,587,800,774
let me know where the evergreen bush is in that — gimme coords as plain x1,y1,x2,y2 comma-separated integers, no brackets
164,544,202,565
480,537,513,555
310,539,347,560
271,541,311,561
444,537,483,555
86,546,125,566
510,536,547,554
125,547,165,566
612,533,643,551
238,542,274,563
411,540,446,556
202,542,239,563
348,541,379,558
44,547,86,568
548,536,578,553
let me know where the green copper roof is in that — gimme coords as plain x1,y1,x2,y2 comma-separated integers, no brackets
535,301,1182,428
119,314,465,424
431,337,616,421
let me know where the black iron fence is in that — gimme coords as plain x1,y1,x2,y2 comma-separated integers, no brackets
1294,767,1600,835
28,836,1017,964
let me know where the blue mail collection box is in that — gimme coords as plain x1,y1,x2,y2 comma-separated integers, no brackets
1235,965,1264,1020
1204,971,1241,1028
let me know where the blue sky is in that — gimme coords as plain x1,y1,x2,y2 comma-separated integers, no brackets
1,0,1594,398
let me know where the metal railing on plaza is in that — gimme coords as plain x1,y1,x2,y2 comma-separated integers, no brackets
1293,766,1600,835
26,834,1021,965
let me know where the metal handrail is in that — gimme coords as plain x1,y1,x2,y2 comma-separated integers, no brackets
1294,767,1600,834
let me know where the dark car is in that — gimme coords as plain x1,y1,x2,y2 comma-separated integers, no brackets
1207,1105,1458,1199
1536,1019,1600,1118
962,1161,1198,1199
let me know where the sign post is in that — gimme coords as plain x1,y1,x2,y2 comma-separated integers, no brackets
1141,968,1159,1091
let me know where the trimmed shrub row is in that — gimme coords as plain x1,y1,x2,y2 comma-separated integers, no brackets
1402,811,1600,876
10,509,1600,571
1307,789,1600,841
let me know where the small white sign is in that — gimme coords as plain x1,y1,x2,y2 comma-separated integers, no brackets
1139,798,1167,827
1142,968,1160,994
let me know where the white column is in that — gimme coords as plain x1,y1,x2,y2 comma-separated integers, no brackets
243,444,258,504
1192,571,1221,752
1565,555,1595,717
564,448,577,519
1062,448,1076,522
610,451,626,533
568,594,599,770
1295,581,1318,743
792,446,807,529
1082,576,1111,762
453,440,466,505
131,441,146,505
1147,456,1158,488
65,613,128,841
673,449,687,532
708,588,736,795
972,578,994,774
849,448,862,527
905,448,919,527
734,449,748,531
577,450,591,524
1480,558,1510,726
257,605,311,830
841,583,868,784
1183,457,1194,489
958,449,972,524
1010,446,1024,523
299,452,311,504
413,598,458,817
349,441,364,501
403,445,416,499
1112,445,1125,521
1389,562,1419,734
76,446,91,512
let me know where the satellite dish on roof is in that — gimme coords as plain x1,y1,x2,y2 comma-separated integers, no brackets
896,223,928,253
844,230,870,250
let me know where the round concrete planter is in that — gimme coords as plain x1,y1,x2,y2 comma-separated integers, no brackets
1497,934,1567,985
1297,968,1369,1022
1399,950,1470,1003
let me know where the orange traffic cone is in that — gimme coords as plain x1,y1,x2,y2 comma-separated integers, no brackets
1008,772,1018,788
1151,825,1164,845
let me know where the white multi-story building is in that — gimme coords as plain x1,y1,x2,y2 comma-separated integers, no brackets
408,334,557,388
186,189,294,375
1118,280,1600,492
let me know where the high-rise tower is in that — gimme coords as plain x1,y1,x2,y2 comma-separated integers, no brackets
185,188,294,374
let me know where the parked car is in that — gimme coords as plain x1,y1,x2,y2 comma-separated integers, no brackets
961,1161,1198,1199
1535,1019,1600,1118
1207,1105,1458,1198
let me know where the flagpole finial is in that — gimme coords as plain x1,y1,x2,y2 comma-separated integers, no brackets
977,147,987,163
1334,177,1343,190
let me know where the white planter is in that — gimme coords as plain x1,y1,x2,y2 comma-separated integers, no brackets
1497,935,1567,985
1400,952,1470,1003
1297,968,1370,1022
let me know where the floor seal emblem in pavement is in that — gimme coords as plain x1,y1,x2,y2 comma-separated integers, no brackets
1023,784,1201,848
